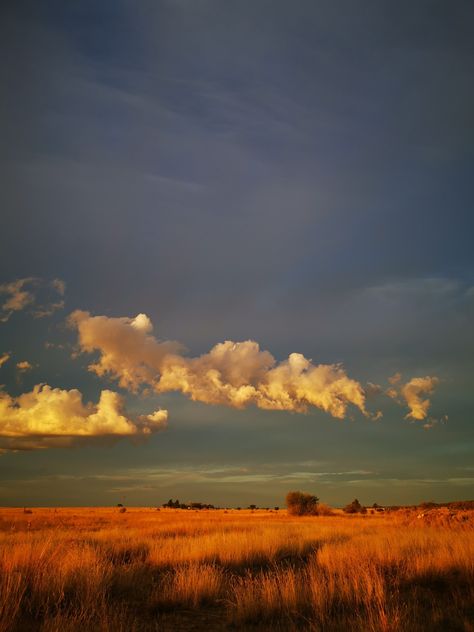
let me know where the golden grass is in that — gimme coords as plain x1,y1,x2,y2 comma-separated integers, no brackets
0,507,473,631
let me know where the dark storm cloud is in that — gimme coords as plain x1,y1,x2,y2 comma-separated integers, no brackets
2,1,473,310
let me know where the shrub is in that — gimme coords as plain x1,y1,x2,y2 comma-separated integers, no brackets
419,501,438,510
315,503,335,516
286,491,319,516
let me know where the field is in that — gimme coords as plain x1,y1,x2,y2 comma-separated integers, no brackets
0,507,473,632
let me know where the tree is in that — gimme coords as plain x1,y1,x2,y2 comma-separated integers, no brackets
286,491,319,516
343,498,364,514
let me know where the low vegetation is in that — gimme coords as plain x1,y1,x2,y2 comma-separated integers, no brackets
0,505,473,631
286,490,319,516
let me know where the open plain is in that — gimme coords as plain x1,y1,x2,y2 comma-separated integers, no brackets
0,506,473,632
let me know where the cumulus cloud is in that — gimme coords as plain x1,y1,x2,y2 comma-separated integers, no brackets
70,310,373,420
0,384,167,451
69,311,182,391
386,375,440,421
16,360,33,373
0,278,66,322
0,353,10,368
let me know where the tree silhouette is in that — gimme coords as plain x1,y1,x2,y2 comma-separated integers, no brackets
343,498,366,514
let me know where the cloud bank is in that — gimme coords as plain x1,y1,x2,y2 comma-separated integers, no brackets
70,311,442,423
70,310,378,419
0,308,443,453
0,384,167,451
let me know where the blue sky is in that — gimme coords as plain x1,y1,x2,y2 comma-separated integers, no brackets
0,1,473,507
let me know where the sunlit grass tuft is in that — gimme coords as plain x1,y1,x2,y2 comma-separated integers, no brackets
154,563,225,609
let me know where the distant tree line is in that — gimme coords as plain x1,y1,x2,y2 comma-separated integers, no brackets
160,500,282,511
162,499,216,510
117,495,472,514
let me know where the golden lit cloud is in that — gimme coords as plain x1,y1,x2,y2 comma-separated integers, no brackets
0,384,167,451
388,372,402,385
0,353,10,368
69,310,182,391
16,360,33,373
70,311,444,423
0,278,35,322
386,375,440,421
400,376,440,421
0,278,66,322
70,311,374,420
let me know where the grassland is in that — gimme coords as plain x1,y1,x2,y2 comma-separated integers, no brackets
0,506,473,631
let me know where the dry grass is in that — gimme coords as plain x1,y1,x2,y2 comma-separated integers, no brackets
0,507,473,631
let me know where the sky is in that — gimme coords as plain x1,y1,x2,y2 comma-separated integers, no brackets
0,0,473,507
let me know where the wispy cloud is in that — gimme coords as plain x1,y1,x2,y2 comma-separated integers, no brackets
52,464,377,489
0,278,35,322
344,477,474,487
386,374,441,421
0,278,66,322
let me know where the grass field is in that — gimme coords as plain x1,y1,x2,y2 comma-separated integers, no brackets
0,506,473,631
